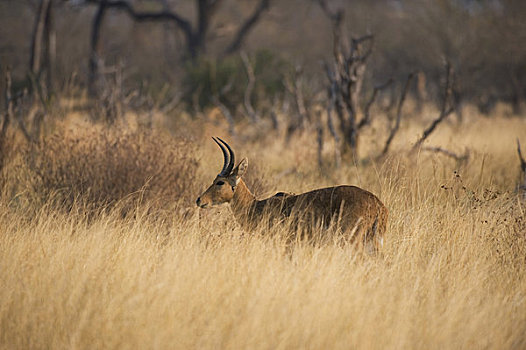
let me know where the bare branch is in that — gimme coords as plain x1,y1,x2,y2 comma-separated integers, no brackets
422,146,469,162
240,52,258,123
351,34,374,61
317,0,341,21
413,62,454,150
293,66,308,125
3,70,34,143
379,73,414,158
270,95,280,130
212,96,235,135
317,120,323,169
85,0,192,35
518,138,526,200
325,75,341,168
327,9,345,75
85,0,194,68
160,91,184,115
86,0,196,94
518,138,526,173
212,73,236,135
225,0,271,55
15,91,34,142
285,65,309,139
352,34,374,45
358,78,393,130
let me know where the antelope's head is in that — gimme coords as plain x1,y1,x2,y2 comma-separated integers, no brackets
196,137,248,208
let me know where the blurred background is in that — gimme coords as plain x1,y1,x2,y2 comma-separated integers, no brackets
1,0,525,120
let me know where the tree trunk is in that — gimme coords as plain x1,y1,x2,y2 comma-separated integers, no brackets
29,0,54,92
44,0,55,92
30,0,50,75
189,0,223,59
342,121,359,162
89,1,108,96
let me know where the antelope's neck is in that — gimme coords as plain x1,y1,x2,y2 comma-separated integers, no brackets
230,179,257,227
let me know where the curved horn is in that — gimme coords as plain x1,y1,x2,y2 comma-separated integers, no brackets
212,137,230,176
217,137,235,175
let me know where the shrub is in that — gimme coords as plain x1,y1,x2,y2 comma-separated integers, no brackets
23,127,199,214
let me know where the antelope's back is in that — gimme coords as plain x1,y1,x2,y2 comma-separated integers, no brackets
276,185,388,236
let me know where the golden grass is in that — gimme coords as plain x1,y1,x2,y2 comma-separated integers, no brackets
1,113,526,349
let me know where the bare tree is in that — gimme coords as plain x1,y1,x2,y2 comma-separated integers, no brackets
83,0,272,94
321,2,390,162
29,0,56,93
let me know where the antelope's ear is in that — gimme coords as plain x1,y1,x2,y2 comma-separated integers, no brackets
231,158,248,179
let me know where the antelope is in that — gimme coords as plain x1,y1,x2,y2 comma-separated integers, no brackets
196,138,388,252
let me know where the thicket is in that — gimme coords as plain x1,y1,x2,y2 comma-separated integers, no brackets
13,128,199,214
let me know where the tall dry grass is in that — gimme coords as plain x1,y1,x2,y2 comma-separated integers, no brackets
0,114,525,349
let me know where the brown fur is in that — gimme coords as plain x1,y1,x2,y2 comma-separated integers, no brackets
197,158,388,253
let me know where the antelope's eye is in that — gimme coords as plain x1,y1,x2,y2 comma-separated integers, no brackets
216,181,225,186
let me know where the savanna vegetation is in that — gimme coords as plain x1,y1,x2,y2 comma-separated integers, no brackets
1,0,525,349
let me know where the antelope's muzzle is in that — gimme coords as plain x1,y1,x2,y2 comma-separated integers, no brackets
196,197,208,208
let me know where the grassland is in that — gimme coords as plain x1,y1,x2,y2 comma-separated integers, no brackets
0,108,525,349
